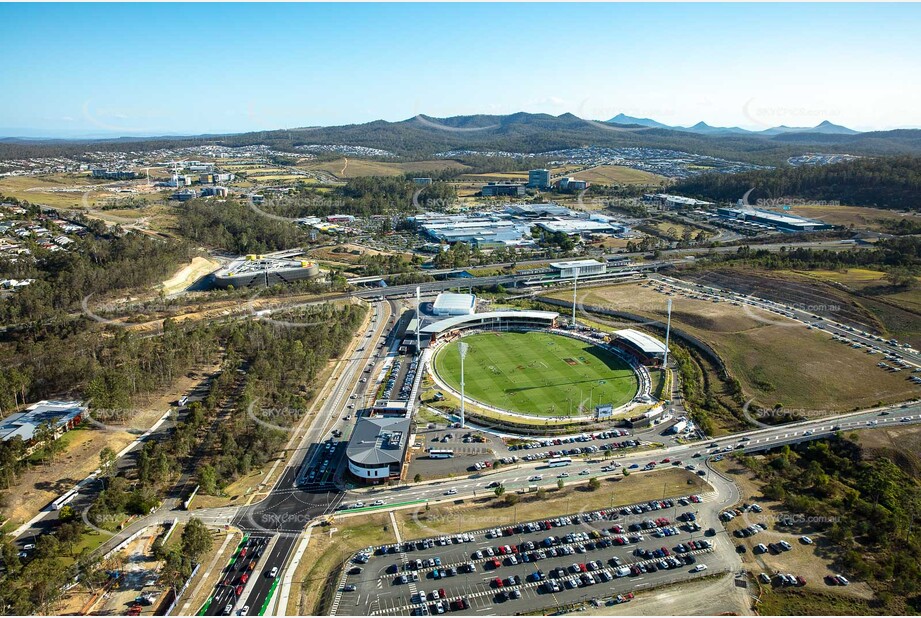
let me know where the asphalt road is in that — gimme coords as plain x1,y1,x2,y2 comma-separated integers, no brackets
201,298,396,615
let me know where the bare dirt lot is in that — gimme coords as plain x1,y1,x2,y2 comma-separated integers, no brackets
161,256,219,295
584,571,753,616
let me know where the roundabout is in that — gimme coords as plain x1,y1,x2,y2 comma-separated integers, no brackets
432,330,641,421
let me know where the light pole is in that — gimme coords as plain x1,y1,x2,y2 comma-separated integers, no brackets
571,271,579,327
458,341,469,429
663,298,672,370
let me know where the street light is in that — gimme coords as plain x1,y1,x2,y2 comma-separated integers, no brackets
458,342,469,429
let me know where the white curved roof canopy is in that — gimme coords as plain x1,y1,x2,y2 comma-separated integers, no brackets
420,310,560,336
614,328,667,355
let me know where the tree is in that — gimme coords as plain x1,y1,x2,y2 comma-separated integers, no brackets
198,464,219,496
99,447,117,488
494,485,505,497
557,479,565,490
535,488,547,500
588,477,601,491
33,420,55,464
503,493,519,506
57,504,77,523
413,473,422,483
181,518,212,563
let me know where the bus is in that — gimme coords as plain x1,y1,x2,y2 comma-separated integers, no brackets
429,449,455,459
547,457,572,468
48,488,79,511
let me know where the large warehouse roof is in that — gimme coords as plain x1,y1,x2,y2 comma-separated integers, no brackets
0,400,85,443
420,310,560,335
432,292,476,314
346,417,410,467
614,328,667,355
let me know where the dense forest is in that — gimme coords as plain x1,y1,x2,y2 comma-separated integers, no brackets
0,229,194,325
175,199,311,254
4,113,921,164
0,302,365,614
673,156,921,210
740,438,921,612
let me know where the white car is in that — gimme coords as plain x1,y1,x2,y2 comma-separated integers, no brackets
800,536,813,545
692,564,708,572
371,500,385,506
579,469,591,475
445,489,457,496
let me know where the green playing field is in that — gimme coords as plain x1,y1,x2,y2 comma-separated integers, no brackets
433,331,639,417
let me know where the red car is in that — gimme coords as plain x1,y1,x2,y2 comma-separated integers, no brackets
490,558,501,569
239,548,248,559
579,563,588,572
438,588,447,599
239,573,249,585
235,584,243,596
493,577,504,588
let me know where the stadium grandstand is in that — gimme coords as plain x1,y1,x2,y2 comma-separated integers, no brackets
419,310,560,346
610,328,668,366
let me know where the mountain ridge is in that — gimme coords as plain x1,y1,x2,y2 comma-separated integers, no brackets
606,114,860,136
1,112,920,164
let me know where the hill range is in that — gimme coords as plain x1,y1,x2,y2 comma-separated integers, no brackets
2,112,921,165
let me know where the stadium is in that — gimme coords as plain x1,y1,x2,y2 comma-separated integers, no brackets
420,308,659,428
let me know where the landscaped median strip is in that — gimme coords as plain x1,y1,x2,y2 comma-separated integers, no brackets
338,499,427,514
259,577,281,616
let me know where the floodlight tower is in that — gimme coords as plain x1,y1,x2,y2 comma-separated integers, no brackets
571,270,579,327
663,298,672,369
458,341,469,428
415,286,421,354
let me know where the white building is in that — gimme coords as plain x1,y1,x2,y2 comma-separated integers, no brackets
346,417,410,483
549,259,607,278
432,292,477,316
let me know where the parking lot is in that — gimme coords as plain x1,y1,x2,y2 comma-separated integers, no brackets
333,494,730,616
406,425,659,483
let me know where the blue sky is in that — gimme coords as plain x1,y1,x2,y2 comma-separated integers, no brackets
1,3,920,137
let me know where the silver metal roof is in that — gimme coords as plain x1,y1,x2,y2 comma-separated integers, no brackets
346,416,411,467
420,310,560,336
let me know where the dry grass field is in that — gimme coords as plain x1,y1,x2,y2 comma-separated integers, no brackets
761,204,920,232
570,165,666,186
300,158,469,179
552,282,918,412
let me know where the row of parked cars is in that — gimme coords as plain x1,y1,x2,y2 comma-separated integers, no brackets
755,540,793,554
398,357,420,400
507,429,633,453
375,532,476,557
